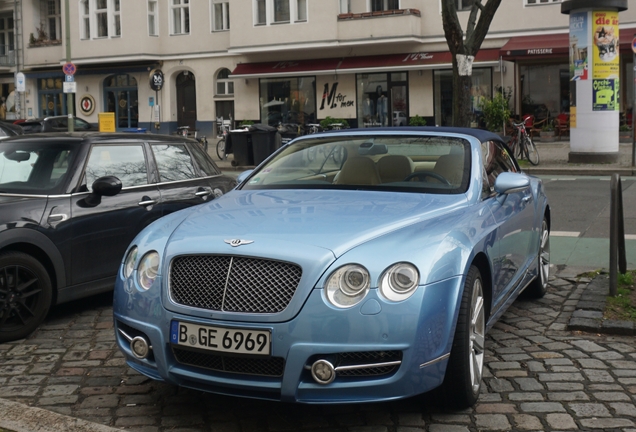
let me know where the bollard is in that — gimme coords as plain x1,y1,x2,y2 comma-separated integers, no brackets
609,173,627,296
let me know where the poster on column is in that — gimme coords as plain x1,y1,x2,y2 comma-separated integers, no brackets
592,10,619,79
593,79,617,111
569,11,588,81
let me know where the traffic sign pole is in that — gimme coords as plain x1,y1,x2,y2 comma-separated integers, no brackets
65,0,74,132
631,35,636,167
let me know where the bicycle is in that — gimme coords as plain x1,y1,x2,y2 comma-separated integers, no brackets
216,124,230,160
508,120,539,166
176,126,209,153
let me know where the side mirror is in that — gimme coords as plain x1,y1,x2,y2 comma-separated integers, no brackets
92,175,122,196
494,172,530,195
236,170,254,185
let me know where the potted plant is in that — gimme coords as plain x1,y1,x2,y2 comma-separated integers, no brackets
620,124,632,143
540,121,555,142
319,116,349,130
408,115,427,126
479,92,511,135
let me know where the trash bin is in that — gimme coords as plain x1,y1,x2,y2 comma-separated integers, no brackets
228,130,254,167
250,124,281,165
122,128,147,133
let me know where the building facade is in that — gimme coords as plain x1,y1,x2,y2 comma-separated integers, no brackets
0,0,634,137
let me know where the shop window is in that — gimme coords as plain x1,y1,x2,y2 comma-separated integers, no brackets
260,77,316,127
434,68,491,127
216,68,234,96
212,1,230,31
171,0,190,35
38,77,74,117
357,73,408,128
148,0,158,36
371,0,399,12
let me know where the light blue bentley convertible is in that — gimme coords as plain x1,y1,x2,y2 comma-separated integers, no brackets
113,127,550,408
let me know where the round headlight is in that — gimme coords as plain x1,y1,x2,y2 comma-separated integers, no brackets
326,265,370,308
138,252,160,290
123,246,138,279
379,263,419,302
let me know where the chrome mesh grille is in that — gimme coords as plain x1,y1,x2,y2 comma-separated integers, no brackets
172,347,285,377
336,351,402,377
170,255,302,313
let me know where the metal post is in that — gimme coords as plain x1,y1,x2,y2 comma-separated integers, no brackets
65,0,74,132
609,174,627,296
632,35,636,167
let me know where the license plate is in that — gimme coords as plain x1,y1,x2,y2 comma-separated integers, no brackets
170,321,271,356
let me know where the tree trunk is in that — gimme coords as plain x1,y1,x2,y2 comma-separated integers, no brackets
453,72,474,128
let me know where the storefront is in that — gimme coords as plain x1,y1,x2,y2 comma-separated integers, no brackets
231,50,501,130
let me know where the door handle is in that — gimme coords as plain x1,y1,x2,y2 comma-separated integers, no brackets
195,190,211,197
521,195,532,204
138,198,157,207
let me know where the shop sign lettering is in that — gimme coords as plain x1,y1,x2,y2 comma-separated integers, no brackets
273,61,299,69
527,48,553,55
403,53,434,62
320,82,354,110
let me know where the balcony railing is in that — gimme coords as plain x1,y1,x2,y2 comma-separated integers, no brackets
0,48,16,66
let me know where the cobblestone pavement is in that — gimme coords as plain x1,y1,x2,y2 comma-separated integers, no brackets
1,271,635,432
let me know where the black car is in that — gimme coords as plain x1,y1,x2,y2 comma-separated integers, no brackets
0,121,24,139
20,116,95,134
0,132,237,342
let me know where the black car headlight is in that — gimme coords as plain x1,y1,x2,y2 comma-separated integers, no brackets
123,246,138,279
138,252,160,290
379,263,419,302
326,264,370,308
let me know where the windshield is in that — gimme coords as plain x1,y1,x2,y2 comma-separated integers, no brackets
241,134,471,194
0,143,76,194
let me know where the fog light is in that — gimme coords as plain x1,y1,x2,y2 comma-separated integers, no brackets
131,336,150,359
311,359,336,385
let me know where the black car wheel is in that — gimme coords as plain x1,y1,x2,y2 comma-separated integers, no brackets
0,252,53,343
440,265,485,408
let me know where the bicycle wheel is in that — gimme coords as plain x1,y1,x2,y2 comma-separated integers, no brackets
508,137,520,161
525,136,540,165
216,139,226,160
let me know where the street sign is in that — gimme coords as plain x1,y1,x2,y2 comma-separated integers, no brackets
149,69,164,91
63,82,77,93
65,74,74,82
63,62,77,75
15,72,25,92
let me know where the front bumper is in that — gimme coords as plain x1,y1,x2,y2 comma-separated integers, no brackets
113,276,463,403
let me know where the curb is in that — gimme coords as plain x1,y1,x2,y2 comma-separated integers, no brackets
567,273,636,335
0,398,122,432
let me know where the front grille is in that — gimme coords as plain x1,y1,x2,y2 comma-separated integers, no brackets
172,347,285,377
170,255,302,313
336,351,403,377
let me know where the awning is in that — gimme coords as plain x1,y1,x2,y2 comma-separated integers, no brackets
231,49,502,78
499,34,570,60
500,31,633,60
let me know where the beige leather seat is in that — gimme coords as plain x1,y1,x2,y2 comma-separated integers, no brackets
433,154,464,185
334,156,381,185
377,155,414,183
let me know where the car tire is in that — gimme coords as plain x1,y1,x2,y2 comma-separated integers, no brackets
440,265,485,409
525,216,550,298
0,252,53,343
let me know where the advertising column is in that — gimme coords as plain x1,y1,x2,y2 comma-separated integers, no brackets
562,0,628,163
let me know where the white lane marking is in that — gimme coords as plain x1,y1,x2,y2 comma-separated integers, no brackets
550,231,580,237
626,234,636,240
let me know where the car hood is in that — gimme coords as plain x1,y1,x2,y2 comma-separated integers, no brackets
165,189,467,259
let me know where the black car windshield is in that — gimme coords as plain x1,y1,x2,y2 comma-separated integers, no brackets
241,135,471,194
0,143,76,194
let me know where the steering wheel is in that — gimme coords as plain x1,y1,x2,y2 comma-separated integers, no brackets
403,171,450,185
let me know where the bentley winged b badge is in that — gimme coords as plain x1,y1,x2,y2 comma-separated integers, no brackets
224,239,254,247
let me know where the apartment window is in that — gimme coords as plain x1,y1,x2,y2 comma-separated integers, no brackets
456,0,473,10
148,0,158,35
46,0,61,40
216,68,234,95
113,0,120,36
296,0,307,21
0,15,14,56
212,1,230,31
340,0,350,13
171,0,190,35
525,0,561,4
274,0,290,23
96,0,108,37
80,0,120,39
256,0,266,24
371,0,399,12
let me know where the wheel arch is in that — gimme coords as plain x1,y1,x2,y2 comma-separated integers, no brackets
0,229,66,302
471,252,493,321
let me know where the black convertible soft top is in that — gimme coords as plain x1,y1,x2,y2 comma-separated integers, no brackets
323,126,506,144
